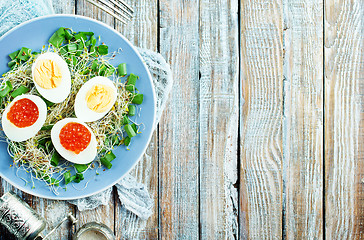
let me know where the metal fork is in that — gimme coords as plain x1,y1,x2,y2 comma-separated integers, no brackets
85,0,134,24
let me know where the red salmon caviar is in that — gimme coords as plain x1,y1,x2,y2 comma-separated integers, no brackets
59,122,91,154
7,98,39,128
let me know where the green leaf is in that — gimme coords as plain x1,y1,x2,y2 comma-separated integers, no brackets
16,47,32,61
74,33,87,42
100,157,112,169
132,94,143,104
74,164,88,173
59,47,68,55
97,45,108,55
41,124,54,131
124,124,136,138
90,45,96,56
131,123,138,133
64,171,72,185
125,73,138,92
72,55,77,66
50,151,60,167
31,51,40,57
8,60,16,69
90,36,97,46
9,50,20,60
67,43,77,53
91,59,98,71
121,115,130,125
73,173,84,183
128,105,136,116
64,29,74,40
118,63,127,76
124,136,131,146
83,32,94,36
10,85,30,98
49,27,66,47
104,151,116,162
111,135,120,145
105,67,115,77
0,81,13,97
76,173,84,180
98,64,107,76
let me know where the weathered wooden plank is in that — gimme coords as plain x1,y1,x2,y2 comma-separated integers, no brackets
115,0,158,50
113,0,159,239
239,0,284,239
52,0,76,14
324,0,364,238
199,0,239,239
158,0,200,238
283,0,324,239
74,0,116,235
31,198,75,240
115,143,159,239
76,0,114,28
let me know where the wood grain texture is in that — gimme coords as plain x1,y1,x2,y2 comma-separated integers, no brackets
115,146,159,239
199,0,239,239
158,0,200,238
1,0,363,239
324,0,364,239
52,0,75,14
283,0,324,239
113,0,159,239
239,0,284,239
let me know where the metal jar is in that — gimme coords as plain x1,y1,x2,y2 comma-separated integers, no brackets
0,191,46,240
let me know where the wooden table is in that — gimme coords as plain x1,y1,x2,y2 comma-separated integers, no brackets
1,0,363,239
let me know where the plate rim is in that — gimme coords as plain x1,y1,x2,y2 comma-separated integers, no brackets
0,14,157,200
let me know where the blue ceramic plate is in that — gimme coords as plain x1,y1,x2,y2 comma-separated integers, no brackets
0,15,156,200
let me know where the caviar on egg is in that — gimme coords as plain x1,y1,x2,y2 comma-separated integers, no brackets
2,95,47,142
51,118,97,164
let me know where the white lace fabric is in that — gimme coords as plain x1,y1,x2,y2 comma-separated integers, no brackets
0,0,173,220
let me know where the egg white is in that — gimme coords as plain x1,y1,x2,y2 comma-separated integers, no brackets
2,95,47,142
51,118,97,164
74,76,117,122
31,52,71,103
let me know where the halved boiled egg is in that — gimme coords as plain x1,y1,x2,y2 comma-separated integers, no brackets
74,76,117,122
31,52,71,103
2,95,47,142
51,118,97,164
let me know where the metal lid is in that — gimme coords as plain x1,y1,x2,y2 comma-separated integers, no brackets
73,222,115,240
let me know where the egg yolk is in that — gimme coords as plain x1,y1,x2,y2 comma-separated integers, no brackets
59,122,91,154
85,84,114,113
33,59,62,89
7,98,39,128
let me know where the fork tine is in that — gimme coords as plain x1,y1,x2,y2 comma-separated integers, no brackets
116,0,134,13
85,0,127,24
97,0,132,20
108,0,133,18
